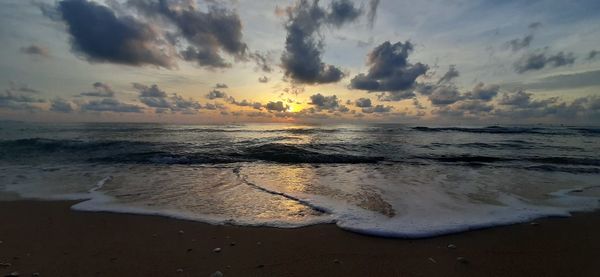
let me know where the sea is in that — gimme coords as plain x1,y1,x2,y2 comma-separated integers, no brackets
1,121,599,238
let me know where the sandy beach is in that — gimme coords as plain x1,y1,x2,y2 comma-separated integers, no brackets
0,200,598,276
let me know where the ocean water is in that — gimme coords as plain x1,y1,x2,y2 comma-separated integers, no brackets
1,121,599,237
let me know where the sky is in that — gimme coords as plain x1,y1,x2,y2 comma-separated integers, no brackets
1,0,600,124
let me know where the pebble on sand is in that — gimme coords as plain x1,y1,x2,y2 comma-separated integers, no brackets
176,268,184,273
32,273,40,277
229,242,236,246
0,262,12,267
5,272,19,277
457,257,469,264
213,247,222,253
178,230,185,234
333,259,341,264
447,244,457,249
530,222,539,226
210,271,224,277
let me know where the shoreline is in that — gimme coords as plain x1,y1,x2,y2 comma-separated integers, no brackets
1,200,600,276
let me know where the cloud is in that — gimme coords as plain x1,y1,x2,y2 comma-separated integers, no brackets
215,83,228,89
7,81,40,94
20,45,50,57
428,86,462,106
498,90,558,109
265,101,289,112
464,82,499,101
80,98,143,113
51,0,175,68
326,0,362,27
206,89,227,99
309,93,339,110
281,0,362,84
350,41,429,101
227,96,262,110
437,65,460,84
507,35,533,52
355,97,372,107
134,83,167,97
80,82,115,97
133,83,201,114
50,98,74,113
367,0,380,28
0,91,44,111
129,0,247,68
588,50,599,60
362,104,392,113
509,69,600,91
514,51,576,73
258,76,269,83
249,52,273,73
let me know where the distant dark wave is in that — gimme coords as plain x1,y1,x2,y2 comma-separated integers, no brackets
0,139,383,165
411,126,588,135
415,154,600,166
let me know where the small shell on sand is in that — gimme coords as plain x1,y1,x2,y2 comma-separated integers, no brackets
178,230,185,234
176,268,184,273
428,257,437,264
333,259,341,264
5,272,19,277
0,262,12,267
457,257,468,264
32,273,40,277
213,247,222,253
210,271,224,277
447,244,457,249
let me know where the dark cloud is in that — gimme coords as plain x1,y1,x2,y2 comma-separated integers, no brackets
20,45,50,57
498,90,558,109
588,50,599,60
281,0,362,84
528,22,542,29
437,65,460,84
309,93,339,110
326,0,362,27
134,83,167,97
367,0,380,28
453,100,494,114
227,96,263,110
206,89,227,100
265,101,289,112
129,0,247,68
133,83,201,114
52,0,175,68
464,83,499,101
50,98,74,113
258,76,269,83
350,41,429,101
215,83,228,89
514,51,576,73
428,86,462,106
0,91,44,111
515,69,600,91
362,104,392,113
507,35,533,52
80,82,115,97
355,97,372,107
80,98,143,113
7,81,40,94
249,52,273,73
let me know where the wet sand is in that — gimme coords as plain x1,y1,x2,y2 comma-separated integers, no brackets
1,200,599,276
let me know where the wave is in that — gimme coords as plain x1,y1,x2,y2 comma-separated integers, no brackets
412,126,572,135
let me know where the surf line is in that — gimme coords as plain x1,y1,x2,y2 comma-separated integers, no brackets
232,167,330,214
